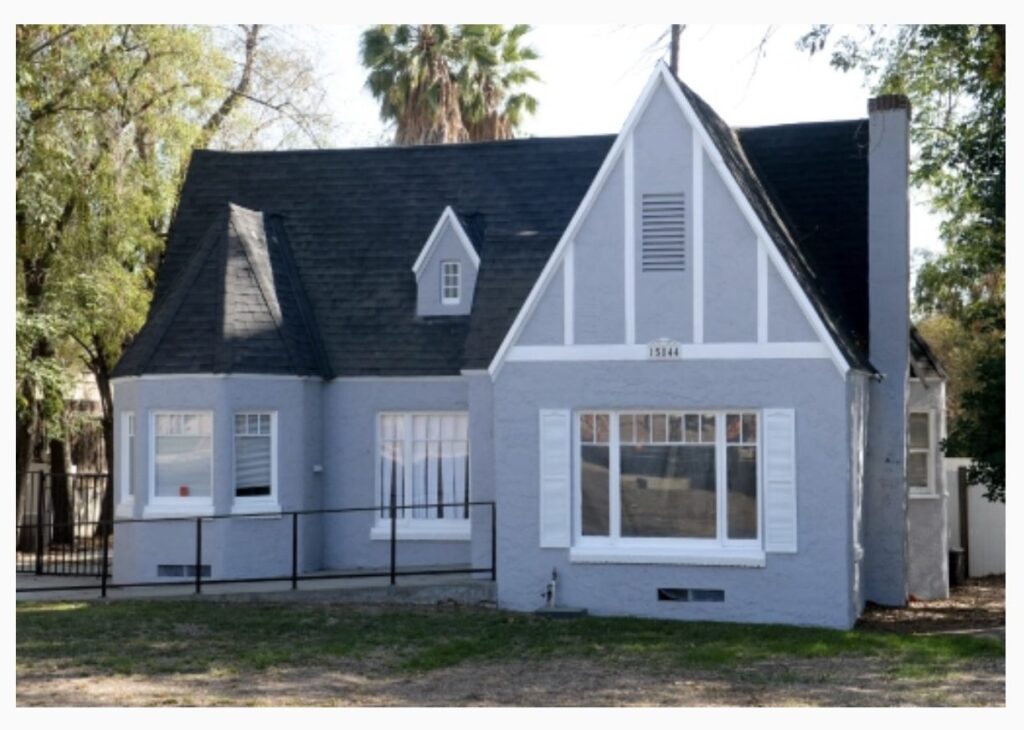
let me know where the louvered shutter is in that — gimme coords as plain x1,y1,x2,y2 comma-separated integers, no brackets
763,408,798,553
539,409,572,548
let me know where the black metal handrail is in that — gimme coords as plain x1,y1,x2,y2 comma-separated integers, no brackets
17,499,497,598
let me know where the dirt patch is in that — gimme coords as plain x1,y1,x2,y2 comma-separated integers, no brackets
16,654,1004,707
858,576,1005,639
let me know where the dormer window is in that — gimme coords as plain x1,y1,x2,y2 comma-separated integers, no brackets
441,261,461,304
413,207,479,316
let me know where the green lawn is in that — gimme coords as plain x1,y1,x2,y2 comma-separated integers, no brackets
17,599,1002,679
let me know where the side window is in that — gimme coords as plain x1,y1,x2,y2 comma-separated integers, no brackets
234,413,275,500
908,411,933,495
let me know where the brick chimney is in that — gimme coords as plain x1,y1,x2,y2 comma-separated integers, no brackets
863,94,911,606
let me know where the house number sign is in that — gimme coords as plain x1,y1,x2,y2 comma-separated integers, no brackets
647,338,682,360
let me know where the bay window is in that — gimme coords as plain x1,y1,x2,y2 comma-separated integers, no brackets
374,412,470,540
149,411,213,514
575,410,761,556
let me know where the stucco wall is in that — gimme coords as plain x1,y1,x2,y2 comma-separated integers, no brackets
416,222,478,317
906,378,949,599
492,359,855,628
574,156,626,344
703,151,758,343
322,377,480,571
768,264,817,342
111,375,323,584
518,261,564,346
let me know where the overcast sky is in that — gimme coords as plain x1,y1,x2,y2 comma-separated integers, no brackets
296,23,942,264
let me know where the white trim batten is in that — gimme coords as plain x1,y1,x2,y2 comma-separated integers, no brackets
757,240,768,343
506,342,831,363
624,133,636,345
564,240,575,345
692,128,704,344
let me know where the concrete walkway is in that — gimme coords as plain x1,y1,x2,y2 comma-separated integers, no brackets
16,569,496,606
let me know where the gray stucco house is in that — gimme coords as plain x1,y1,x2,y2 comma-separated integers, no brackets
111,63,950,628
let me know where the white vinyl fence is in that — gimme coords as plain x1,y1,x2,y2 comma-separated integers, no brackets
945,457,1006,577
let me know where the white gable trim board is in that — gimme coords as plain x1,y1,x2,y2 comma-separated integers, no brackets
488,62,850,379
411,206,481,279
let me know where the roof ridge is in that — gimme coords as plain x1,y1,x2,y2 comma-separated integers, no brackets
227,204,314,377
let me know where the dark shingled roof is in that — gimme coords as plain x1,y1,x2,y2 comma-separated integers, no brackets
910,325,948,380
115,84,878,379
676,79,873,371
116,203,330,377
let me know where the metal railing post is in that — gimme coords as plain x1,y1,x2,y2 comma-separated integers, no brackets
490,502,497,582
291,512,298,590
389,499,397,586
100,518,110,598
194,517,203,595
35,473,45,575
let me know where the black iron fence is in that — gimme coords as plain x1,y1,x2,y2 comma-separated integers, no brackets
16,472,110,576
16,499,497,598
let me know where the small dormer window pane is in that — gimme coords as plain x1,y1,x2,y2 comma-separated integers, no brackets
441,261,461,304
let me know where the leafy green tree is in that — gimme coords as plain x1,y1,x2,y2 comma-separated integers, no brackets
16,25,332,521
361,24,539,145
799,25,1005,501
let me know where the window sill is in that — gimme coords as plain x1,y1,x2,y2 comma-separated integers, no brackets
230,500,282,517
142,502,215,519
909,492,942,501
569,546,766,568
115,502,134,519
370,520,471,542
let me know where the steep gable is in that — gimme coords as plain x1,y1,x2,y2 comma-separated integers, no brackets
491,63,862,377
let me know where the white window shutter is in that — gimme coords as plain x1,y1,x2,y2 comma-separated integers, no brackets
538,409,572,548
763,408,798,553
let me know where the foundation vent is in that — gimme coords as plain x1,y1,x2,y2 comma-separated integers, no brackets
657,587,724,602
158,564,212,578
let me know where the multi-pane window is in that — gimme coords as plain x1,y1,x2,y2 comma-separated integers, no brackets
235,413,274,499
441,261,461,304
121,412,135,503
153,412,213,499
577,411,759,543
908,411,933,494
378,413,469,520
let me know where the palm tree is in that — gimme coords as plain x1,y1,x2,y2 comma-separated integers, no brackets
360,25,467,145
458,25,540,142
360,25,539,145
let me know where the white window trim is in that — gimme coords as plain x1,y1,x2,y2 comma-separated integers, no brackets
908,409,936,498
144,410,215,518
570,409,764,566
441,260,461,305
374,411,471,541
116,412,135,519
231,411,280,514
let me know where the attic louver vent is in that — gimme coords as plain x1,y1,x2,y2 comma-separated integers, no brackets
641,192,686,272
